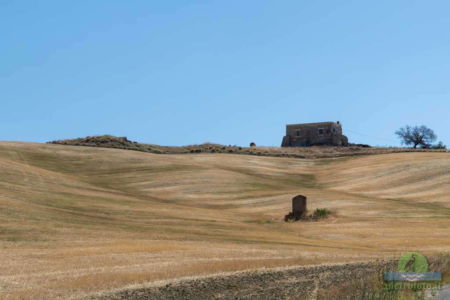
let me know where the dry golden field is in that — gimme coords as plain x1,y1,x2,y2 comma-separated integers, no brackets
0,142,448,299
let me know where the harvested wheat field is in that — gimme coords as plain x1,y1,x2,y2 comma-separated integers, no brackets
0,142,448,299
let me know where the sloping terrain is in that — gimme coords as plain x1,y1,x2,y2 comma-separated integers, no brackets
0,142,448,299
49,135,447,158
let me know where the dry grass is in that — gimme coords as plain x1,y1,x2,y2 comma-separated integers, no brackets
49,135,448,159
0,142,448,299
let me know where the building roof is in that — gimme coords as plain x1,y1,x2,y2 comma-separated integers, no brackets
286,121,339,127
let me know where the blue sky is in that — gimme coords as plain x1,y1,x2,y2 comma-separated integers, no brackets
1,1,449,147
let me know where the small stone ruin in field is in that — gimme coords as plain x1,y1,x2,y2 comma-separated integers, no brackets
284,195,307,222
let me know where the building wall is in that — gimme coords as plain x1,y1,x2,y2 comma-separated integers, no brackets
282,122,347,147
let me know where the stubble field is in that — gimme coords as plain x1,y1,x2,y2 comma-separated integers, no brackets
0,142,448,299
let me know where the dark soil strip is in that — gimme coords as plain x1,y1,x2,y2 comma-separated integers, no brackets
94,261,394,300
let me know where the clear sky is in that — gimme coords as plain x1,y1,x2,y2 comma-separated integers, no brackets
1,1,449,147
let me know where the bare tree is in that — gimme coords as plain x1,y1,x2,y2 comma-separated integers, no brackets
395,125,437,148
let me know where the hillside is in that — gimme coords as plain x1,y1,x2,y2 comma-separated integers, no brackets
0,141,449,299
48,135,448,159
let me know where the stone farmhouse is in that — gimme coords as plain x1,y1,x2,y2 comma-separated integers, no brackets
281,121,348,147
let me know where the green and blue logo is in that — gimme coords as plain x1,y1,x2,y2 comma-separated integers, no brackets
384,252,441,282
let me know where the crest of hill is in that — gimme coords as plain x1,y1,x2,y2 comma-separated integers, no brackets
49,135,159,152
48,135,448,159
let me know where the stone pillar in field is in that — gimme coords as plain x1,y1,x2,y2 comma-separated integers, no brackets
292,195,307,220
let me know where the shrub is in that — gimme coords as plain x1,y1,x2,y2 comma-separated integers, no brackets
312,208,331,219
432,141,447,149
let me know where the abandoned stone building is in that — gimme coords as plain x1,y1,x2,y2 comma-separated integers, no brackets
281,121,348,147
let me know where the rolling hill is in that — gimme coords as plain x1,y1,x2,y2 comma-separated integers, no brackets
0,141,448,299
